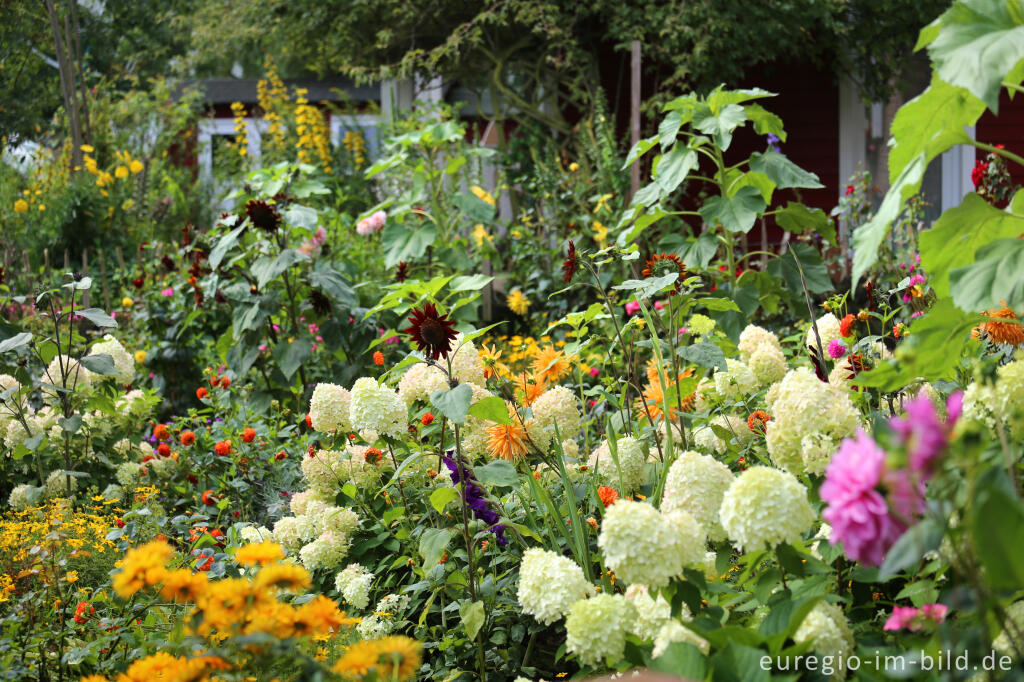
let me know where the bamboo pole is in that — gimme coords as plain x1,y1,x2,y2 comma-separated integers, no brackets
629,39,642,202
63,249,70,272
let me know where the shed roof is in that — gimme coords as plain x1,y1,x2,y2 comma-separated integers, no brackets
189,77,380,104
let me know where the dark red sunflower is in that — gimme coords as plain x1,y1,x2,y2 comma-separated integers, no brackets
396,261,410,283
407,303,458,360
245,199,281,232
562,240,577,283
642,253,687,293
309,290,331,316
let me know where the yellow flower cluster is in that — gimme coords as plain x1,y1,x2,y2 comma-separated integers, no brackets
333,636,422,680
295,88,332,173
257,57,289,158
229,101,250,160
0,499,116,565
79,651,230,682
81,145,143,195
343,130,367,169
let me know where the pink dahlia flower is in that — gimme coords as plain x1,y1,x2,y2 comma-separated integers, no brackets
827,339,847,359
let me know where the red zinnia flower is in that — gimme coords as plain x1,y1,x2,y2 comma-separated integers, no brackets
242,428,255,443
74,602,94,624
406,303,458,360
562,240,577,283
421,412,434,426
214,441,231,456
196,387,208,400
364,447,383,465
845,185,855,196
598,486,619,508
275,451,287,461
201,490,216,505
157,443,171,457
180,431,195,446
115,518,125,528
373,350,385,366
219,376,231,388
153,424,170,441
747,410,771,435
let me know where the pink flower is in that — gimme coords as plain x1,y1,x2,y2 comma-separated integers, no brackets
884,606,921,632
654,300,666,310
820,430,906,566
827,339,847,359
589,367,600,378
889,391,962,479
908,274,925,287
160,288,174,297
678,327,689,335
356,210,387,235
921,603,948,624
624,301,641,316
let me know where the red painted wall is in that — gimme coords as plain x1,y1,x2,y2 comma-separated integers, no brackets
976,90,1024,190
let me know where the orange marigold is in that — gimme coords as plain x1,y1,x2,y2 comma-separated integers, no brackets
973,305,1024,346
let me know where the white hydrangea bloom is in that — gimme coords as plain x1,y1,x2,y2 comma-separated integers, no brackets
397,363,448,405
806,313,842,350
299,529,351,571
653,620,710,658
564,594,635,666
316,506,360,538
587,436,648,492
748,346,788,386
662,450,734,541
765,368,860,475
356,614,392,639
8,483,34,510
89,335,135,385
239,525,273,544
962,381,996,431
273,515,317,552
309,383,352,433
719,466,815,552
598,500,705,588
713,359,758,401
517,548,594,625
335,563,374,610
42,355,93,395
531,386,581,440
449,334,486,386
115,389,149,417
115,461,142,486
738,325,783,360
300,449,349,498
624,583,689,641
349,377,407,438
453,383,498,457
794,601,855,678
3,417,35,451
560,439,579,459
45,470,77,497
993,600,1024,658
995,356,1024,437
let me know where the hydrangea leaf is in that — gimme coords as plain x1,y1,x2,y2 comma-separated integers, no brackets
430,384,473,424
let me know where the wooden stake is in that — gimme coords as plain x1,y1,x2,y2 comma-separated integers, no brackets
115,246,125,272
23,251,32,291
63,249,70,272
99,249,110,312
81,249,90,308
43,248,51,283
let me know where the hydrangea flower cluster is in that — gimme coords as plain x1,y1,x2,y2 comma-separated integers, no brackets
357,592,410,639
397,363,448,405
806,312,843,351
516,548,594,625
765,368,860,474
661,450,734,541
335,562,375,610
597,499,705,587
349,377,408,439
587,436,647,492
719,466,815,552
564,593,635,666
89,334,136,385
793,601,856,677
308,383,352,433
713,359,758,401
531,385,581,439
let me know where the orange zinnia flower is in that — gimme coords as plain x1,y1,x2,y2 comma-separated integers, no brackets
747,410,771,435
597,486,619,508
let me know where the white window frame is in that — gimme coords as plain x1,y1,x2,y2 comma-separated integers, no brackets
196,116,262,184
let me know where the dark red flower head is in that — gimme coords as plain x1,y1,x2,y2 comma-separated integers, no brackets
396,261,410,283
245,199,281,232
642,253,687,294
407,303,457,360
562,240,577,283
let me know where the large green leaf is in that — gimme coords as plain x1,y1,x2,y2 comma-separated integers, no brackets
654,145,699,194
972,468,1024,591
768,243,834,297
698,186,766,233
80,353,116,376
459,600,486,640
382,222,438,268
878,518,944,580
949,238,1024,312
851,153,927,287
748,151,823,189
308,268,356,308
253,249,306,290
209,224,246,270
272,338,313,381
474,460,518,488
78,308,118,328
419,528,454,568
453,191,496,223
919,192,1024,296
430,384,473,425
925,0,1024,111
776,202,837,246
888,77,985,185
466,396,510,425
624,135,659,167
693,103,747,151
743,103,786,141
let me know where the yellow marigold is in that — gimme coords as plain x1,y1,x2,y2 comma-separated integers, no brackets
486,421,529,461
254,563,312,592
159,568,208,602
531,347,570,384
115,166,129,179
973,305,1024,346
134,350,147,364
13,199,28,213
234,541,285,567
112,540,173,598
129,159,144,174
375,636,422,681
117,652,180,681
507,289,530,316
